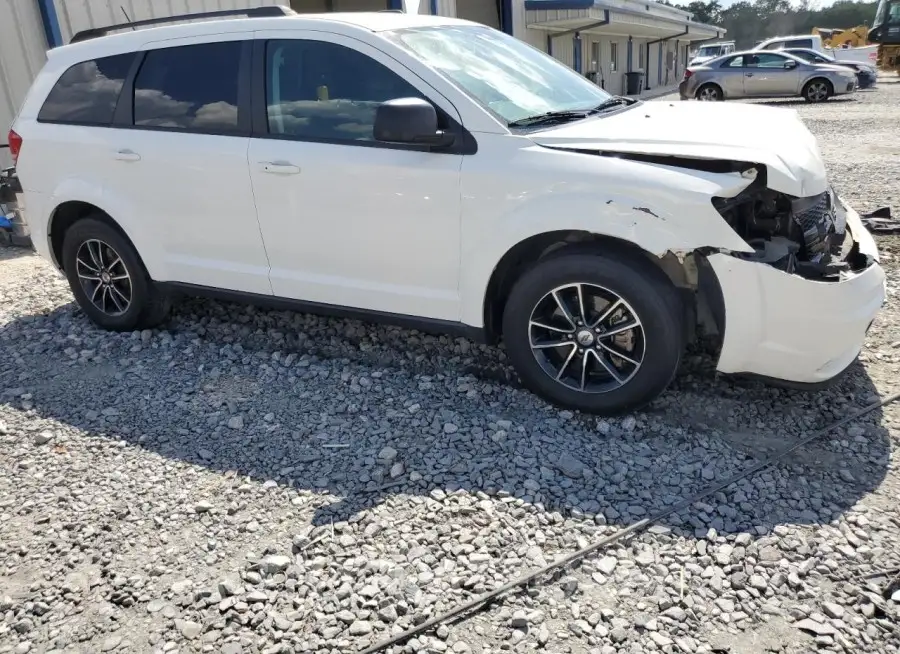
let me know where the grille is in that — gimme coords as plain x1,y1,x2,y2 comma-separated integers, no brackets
791,192,835,260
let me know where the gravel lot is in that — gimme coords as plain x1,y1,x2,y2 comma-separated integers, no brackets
2,80,900,654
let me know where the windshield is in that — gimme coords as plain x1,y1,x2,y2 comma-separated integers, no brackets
698,46,722,57
385,25,613,124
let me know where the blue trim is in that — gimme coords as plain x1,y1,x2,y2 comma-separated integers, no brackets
388,0,403,10
626,36,633,72
37,0,63,48
524,0,594,9
430,0,438,15
500,0,514,35
573,34,583,73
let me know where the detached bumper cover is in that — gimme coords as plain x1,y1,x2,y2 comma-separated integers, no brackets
709,196,885,384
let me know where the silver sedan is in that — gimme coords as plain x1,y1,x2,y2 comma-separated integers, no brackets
679,50,857,103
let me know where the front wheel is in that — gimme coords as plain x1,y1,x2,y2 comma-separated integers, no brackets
501,252,684,415
803,78,832,103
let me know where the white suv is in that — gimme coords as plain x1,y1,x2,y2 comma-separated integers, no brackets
8,9,886,415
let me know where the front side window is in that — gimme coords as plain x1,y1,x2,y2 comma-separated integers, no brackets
133,41,242,133
265,39,424,142
750,53,791,68
38,54,134,125
385,25,613,124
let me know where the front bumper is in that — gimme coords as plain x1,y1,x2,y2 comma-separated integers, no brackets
709,197,885,385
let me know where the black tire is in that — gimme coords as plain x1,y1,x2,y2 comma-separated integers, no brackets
502,252,684,415
802,78,833,103
695,83,723,101
61,215,171,331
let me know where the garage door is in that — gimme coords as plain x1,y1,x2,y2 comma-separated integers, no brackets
456,0,500,29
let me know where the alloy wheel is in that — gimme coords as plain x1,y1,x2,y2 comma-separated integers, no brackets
807,82,829,101
75,239,133,316
697,87,719,101
528,283,646,393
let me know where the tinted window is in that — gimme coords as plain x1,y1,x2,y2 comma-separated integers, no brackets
784,38,814,48
38,54,134,124
721,55,745,67
750,53,790,68
134,42,242,133
266,40,423,142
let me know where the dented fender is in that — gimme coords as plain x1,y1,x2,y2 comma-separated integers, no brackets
458,143,758,328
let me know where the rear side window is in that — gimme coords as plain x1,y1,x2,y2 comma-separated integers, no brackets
38,54,134,125
784,38,814,49
133,41,242,134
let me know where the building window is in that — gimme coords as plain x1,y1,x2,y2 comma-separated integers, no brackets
610,42,618,72
638,41,645,70
590,41,601,73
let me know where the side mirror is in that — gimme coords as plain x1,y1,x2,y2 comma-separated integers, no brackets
784,60,798,69
374,97,454,148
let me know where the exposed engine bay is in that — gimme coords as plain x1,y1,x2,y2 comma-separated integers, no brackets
712,170,872,280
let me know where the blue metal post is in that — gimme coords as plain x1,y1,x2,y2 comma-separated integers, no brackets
388,0,403,10
36,0,63,48
547,33,554,57
626,36,633,72
573,33,582,73
430,0,438,14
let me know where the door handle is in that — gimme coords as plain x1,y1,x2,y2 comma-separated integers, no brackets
260,162,301,175
114,149,141,162
744,72,754,77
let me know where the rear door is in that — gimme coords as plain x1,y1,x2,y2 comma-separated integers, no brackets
105,37,273,295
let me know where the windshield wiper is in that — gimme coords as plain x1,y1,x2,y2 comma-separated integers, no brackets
507,110,590,128
588,95,639,113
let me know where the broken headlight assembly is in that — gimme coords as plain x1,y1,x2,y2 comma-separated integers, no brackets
712,173,869,280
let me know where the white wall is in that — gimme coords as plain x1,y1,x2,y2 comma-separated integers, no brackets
1,0,51,167
54,0,289,43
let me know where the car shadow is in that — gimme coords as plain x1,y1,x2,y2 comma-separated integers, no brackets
0,299,891,540
0,243,35,261
753,96,857,107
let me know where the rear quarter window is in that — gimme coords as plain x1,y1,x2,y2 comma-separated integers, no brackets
37,54,134,125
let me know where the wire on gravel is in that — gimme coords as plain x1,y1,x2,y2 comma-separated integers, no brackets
359,389,900,654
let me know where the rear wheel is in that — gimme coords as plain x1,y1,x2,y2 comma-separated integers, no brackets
696,83,723,101
501,252,684,415
61,216,171,331
803,78,832,102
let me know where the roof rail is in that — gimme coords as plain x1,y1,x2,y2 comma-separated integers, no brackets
69,6,295,44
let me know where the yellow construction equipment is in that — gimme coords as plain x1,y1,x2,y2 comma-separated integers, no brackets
813,26,869,48
869,0,900,74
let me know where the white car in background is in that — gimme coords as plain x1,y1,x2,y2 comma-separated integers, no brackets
689,40,736,66
8,9,886,415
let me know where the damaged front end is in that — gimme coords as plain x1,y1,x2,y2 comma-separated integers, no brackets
712,169,875,280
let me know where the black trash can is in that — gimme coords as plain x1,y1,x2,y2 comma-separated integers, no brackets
625,71,643,95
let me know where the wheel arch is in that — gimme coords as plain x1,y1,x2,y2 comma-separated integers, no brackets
48,200,141,273
481,230,726,347
802,75,834,95
695,81,724,100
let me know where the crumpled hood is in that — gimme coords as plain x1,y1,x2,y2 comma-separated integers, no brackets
527,101,828,197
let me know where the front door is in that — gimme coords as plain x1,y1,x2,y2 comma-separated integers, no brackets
247,32,464,320
742,52,802,96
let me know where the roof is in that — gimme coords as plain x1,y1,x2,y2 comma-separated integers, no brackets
49,12,469,61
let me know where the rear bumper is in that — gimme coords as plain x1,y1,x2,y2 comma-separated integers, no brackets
710,197,884,385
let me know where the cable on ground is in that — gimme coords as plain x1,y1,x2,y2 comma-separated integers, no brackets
359,390,900,654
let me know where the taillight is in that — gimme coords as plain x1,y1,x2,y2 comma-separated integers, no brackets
683,69,693,80
7,129,22,166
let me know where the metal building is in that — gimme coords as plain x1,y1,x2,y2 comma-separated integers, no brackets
1,0,722,167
